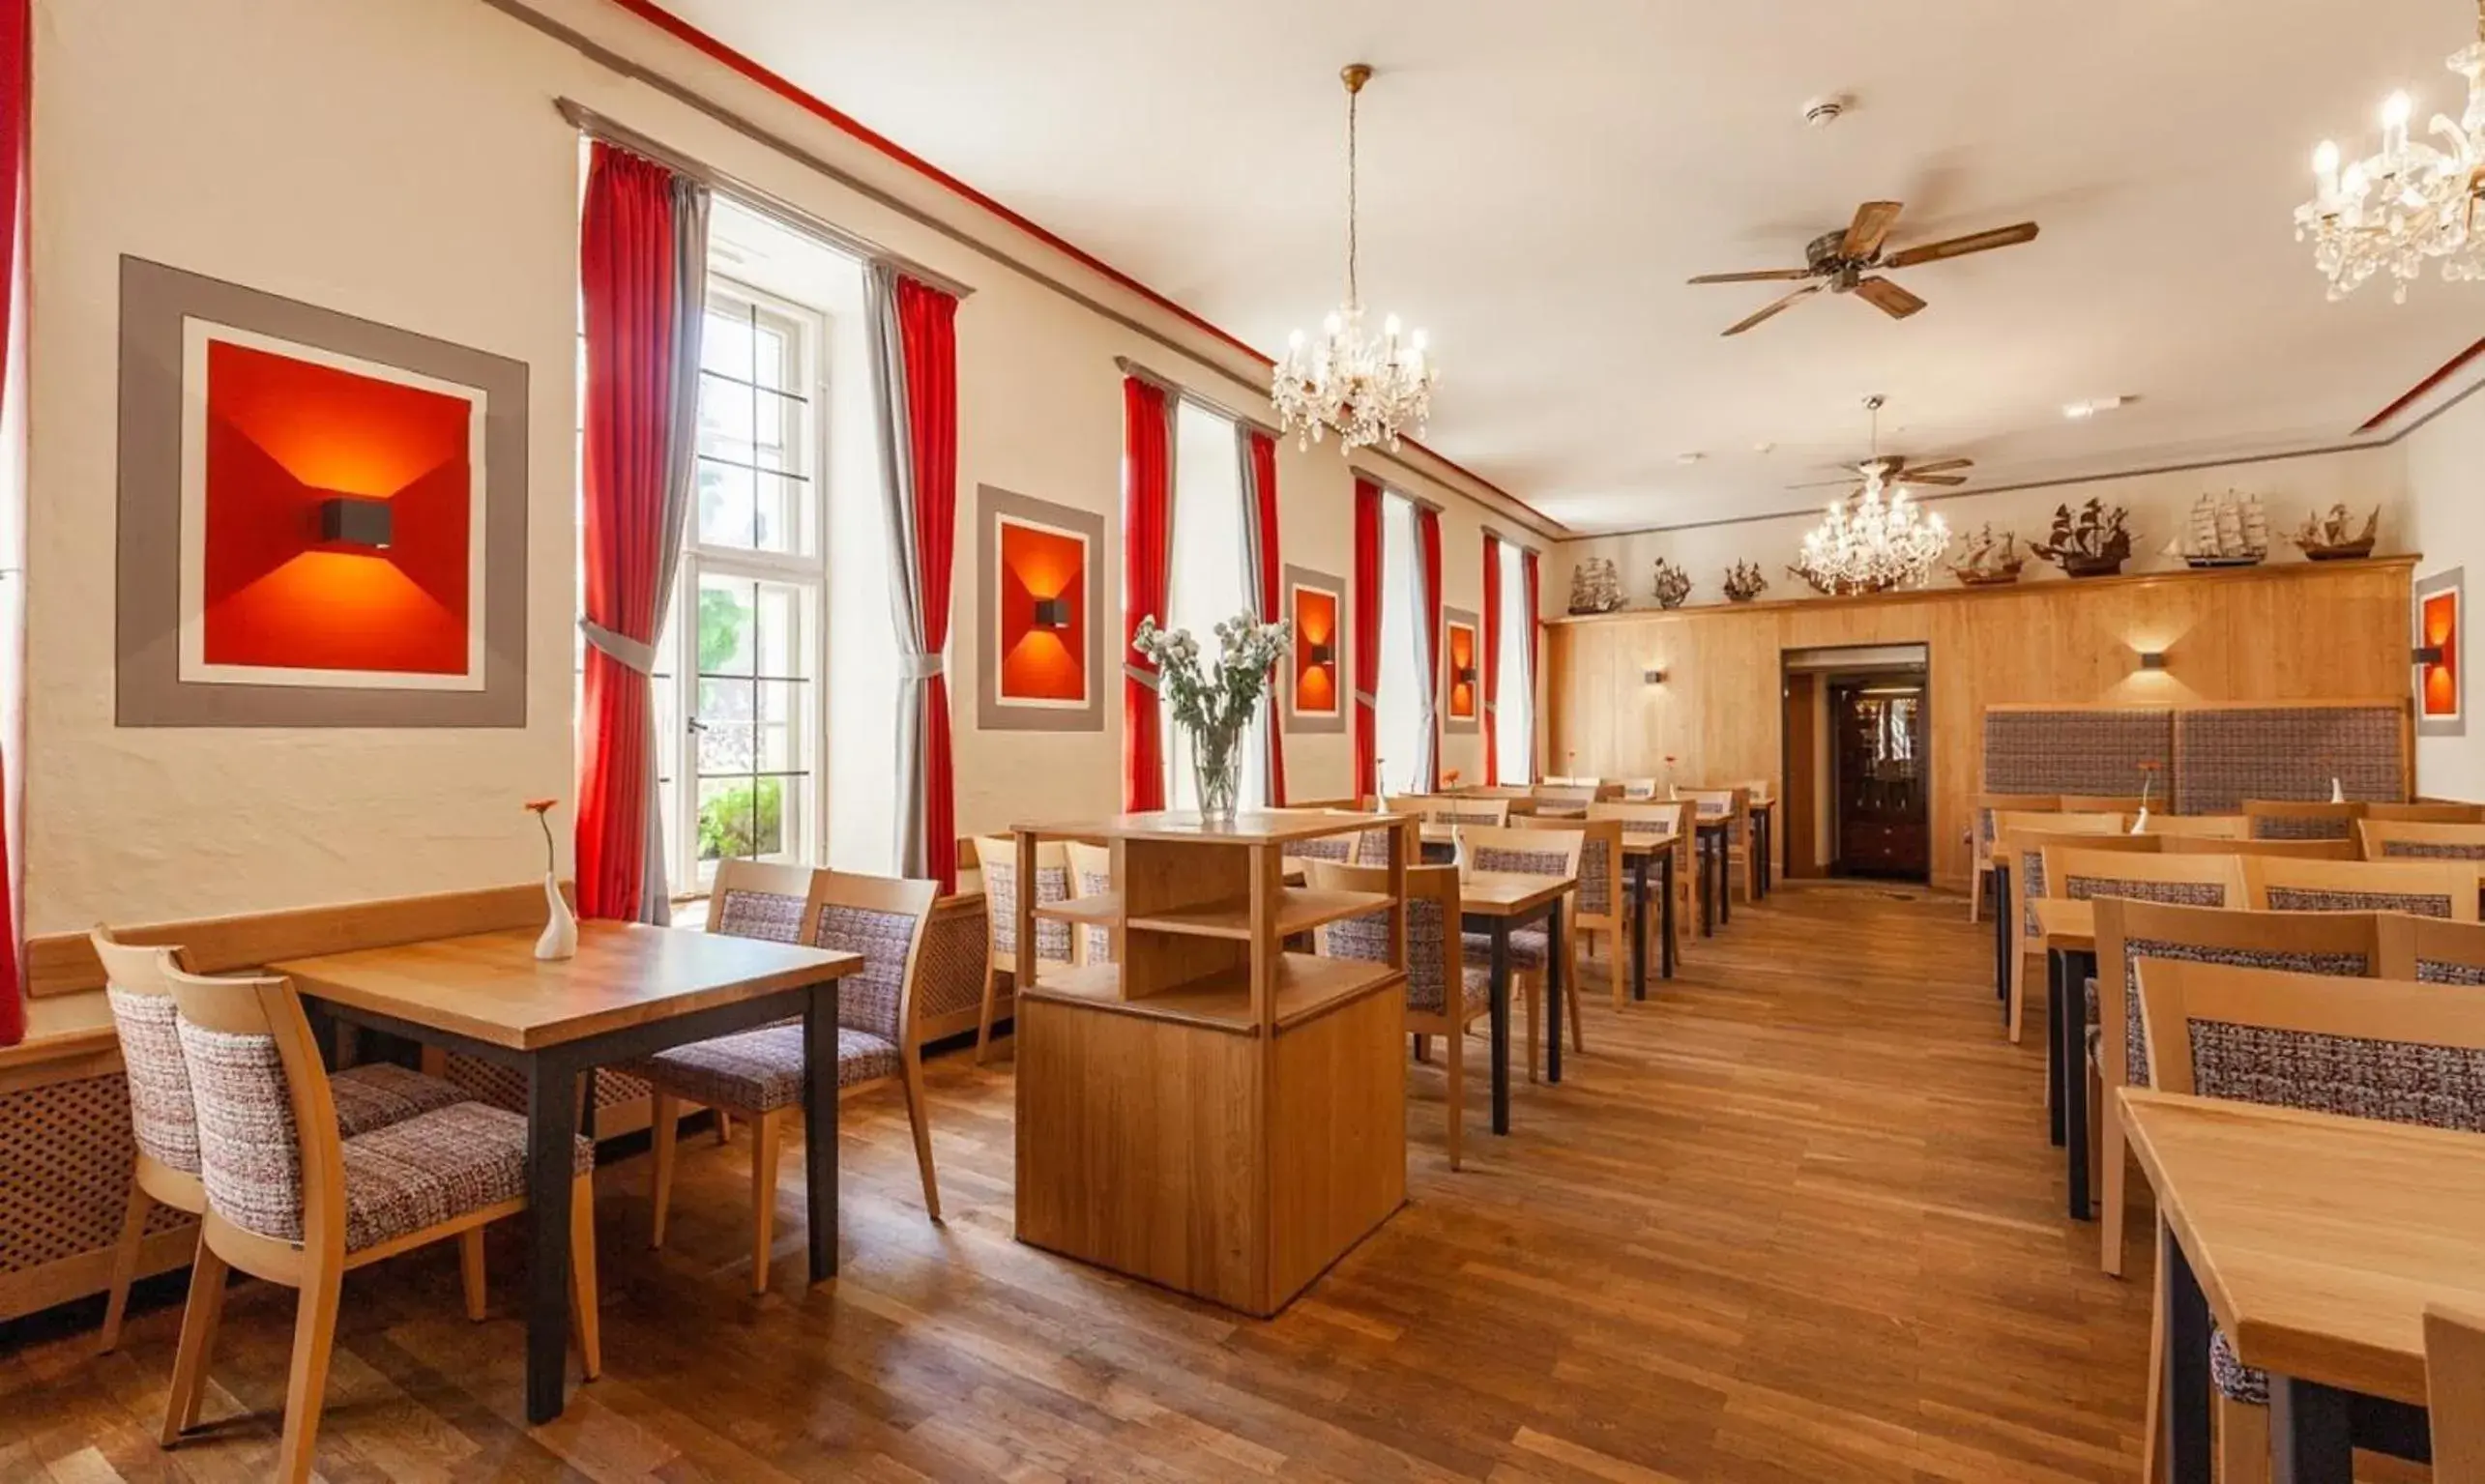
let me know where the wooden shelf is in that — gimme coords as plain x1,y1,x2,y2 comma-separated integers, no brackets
1023,953,1401,1035
1031,895,1119,926
1123,887,1393,941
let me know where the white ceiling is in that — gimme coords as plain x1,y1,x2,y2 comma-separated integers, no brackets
652,0,2485,533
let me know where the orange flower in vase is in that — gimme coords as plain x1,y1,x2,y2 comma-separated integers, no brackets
525,799,577,962
1444,768,1463,790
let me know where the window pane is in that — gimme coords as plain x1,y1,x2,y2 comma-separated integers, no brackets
695,676,756,774
697,371,756,467
1165,400,1266,812
696,460,756,550
754,473,805,557
702,306,754,380
1378,495,1425,796
752,388,803,474
696,573,756,677
751,315,799,396
754,581,803,678
696,775,790,862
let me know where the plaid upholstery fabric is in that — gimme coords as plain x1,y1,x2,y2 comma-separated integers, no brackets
2120,941,2371,1085
1471,846,1570,878
1349,829,1404,865
984,860,1073,962
1075,867,1114,965
633,1024,899,1112
434,1054,646,1117
2251,812,2354,841
1462,927,1550,973
2210,1328,2269,1406
1286,836,1353,862
716,887,809,942
2020,850,2052,938
1578,836,1614,917
341,1102,591,1252
1434,809,1508,827
2420,960,2485,986
174,1021,305,1241
2188,1021,2485,1131
106,988,197,1172
815,903,919,1045
914,901,989,1024
2175,706,2404,814
2065,876,2229,909
1327,900,1490,1019
1984,710,2174,796
330,1063,468,1136
2380,840,2485,860
2266,885,2457,917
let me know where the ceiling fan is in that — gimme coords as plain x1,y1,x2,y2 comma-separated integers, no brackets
1690,201,2040,336
1789,395,1973,489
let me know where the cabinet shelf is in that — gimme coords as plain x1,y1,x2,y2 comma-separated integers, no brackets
1035,887,1393,942
1023,953,1400,1035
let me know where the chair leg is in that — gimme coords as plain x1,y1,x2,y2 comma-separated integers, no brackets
899,1055,943,1222
97,1175,153,1354
1969,864,1986,924
975,962,1001,1065
568,1173,601,1381
1566,959,1585,1054
715,1112,733,1146
1444,1020,1465,1172
160,1236,227,1445
1413,1033,1430,1062
457,1228,486,1322
2007,947,2029,1045
273,1262,343,1484
748,1109,783,1296
1524,973,1541,1086
2216,1395,2270,1484
2100,1092,2128,1277
2144,1217,2166,1483
648,1091,679,1250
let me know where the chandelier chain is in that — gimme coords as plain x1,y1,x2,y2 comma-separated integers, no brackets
1345,81,1359,306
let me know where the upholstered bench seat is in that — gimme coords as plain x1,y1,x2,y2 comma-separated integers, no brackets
340,1102,594,1253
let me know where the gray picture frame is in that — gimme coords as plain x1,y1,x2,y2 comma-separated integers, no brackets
1442,605,1481,736
1282,563,1346,735
2417,566,2467,740
976,483,1107,733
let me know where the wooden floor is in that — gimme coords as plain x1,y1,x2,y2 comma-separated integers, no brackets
3,883,2177,1483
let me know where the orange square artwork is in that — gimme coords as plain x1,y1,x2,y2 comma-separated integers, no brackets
996,514,1088,705
1292,583,1339,716
1446,621,1478,719
2422,587,2460,720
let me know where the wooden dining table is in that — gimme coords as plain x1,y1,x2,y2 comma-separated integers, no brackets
2126,1089,2485,1483
273,921,861,1424
2032,895,2098,1221
1457,869,1574,1133
1419,823,1678,992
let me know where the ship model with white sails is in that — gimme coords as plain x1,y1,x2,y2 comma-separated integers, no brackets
2164,491,2269,568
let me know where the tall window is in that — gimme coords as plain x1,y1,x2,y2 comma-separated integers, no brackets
1494,540,1535,782
1165,399,1268,811
1375,491,1427,796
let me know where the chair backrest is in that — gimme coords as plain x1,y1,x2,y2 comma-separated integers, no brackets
1532,783,1597,806
1617,777,1660,800
2094,897,2381,1096
164,964,345,1258
2003,827,2157,946
2245,799,2367,840
2136,958,2485,1133
2371,801,2485,825
704,858,819,942
1426,798,1512,828
1672,786,1747,822
93,927,203,1181
1453,824,1585,885
2156,833,2359,860
1974,794,2061,864
2142,814,2250,839
2361,820,2485,862
2043,846,2246,913
1306,859,1464,1022
1550,819,1623,925
971,834,1074,966
2379,915,2485,985
1065,841,1114,964
808,871,940,1049
2427,1303,2485,1477
2243,858,2484,921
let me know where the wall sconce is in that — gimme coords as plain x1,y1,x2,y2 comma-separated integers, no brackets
1453,664,1478,686
2138,651,2168,671
1643,667,1667,684
1308,641,1334,666
318,496,393,551
2415,644,2448,666
1031,596,1070,629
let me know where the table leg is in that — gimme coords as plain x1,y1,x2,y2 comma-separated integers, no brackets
1760,806,1773,895
802,977,841,1285
1993,863,2012,1005
523,1053,582,1425
1545,906,1566,1086
1490,921,1511,1135
1699,836,1715,939
1630,852,1650,1002
2270,1379,2357,1484
1660,849,1677,979
1718,831,1732,926
2164,1222,2213,1484
2046,949,2066,1149
2064,949,2094,1221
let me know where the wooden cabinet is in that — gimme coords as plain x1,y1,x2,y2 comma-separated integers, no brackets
1009,812,1415,1317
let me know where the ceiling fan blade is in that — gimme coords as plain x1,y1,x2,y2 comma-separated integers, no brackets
1899,457,1973,476
1789,474,1867,490
1883,221,2041,269
1854,276,1928,320
1721,282,1821,336
1688,269,1816,284
1842,200,1905,260
1901,473,1969,486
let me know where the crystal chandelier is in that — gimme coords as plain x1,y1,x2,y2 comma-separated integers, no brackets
2295,1,2485,302
1272,64,1438,453
1790,397,1950,597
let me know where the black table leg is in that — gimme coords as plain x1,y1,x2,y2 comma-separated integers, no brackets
1756,807,1772,896
2271,1379,2356,1484
1993,863,2012,1004
802,977,840,1284
1699,836,1715,938
1630,852,1650,1002
1490,921,1511,1134
1660,849,1677,978
1718,830,1733,926
1546,905,1566,1085
2063,948,2095,1221
2165,1226,2214,1484
2046,949,2066,1149
523,1051,583,1425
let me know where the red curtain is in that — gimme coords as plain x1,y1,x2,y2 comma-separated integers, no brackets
1351,478,1383,805
1417,504,1445,792
897,277,959,891
0,0,24,1046
1521,548,1542,785
1247,427,1285,806
1123,377,1171,811
1481,533,1502,787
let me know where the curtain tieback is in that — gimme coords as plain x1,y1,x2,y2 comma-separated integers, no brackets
1124,663,1161,690
1482,700,1499,714
579,619,656,677
1353,688,1378,708
899,653,946,682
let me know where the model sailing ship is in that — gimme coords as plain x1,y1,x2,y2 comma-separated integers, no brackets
1567,557,1625,615
2164,491,2269,568
1949,524,2024,586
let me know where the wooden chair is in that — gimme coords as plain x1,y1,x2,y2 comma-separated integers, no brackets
1066,840,1114,965
2157,834,2358,861
2370,800,2485,825
1425,797,1512,828
2140,814,2250,839
2243,799,2367,841
1455,824,1586,1082
90,928,478,1354
1617,777,1660,800
642,868,941,1292
1590,800,1693,980
2091,899,2381,1278
2041,848,2247,1105
972,834,1073,1062
2360,819,2485,862
1539,818,1625,1007
2241,857,2483,920
2134,957,2485,1484
1532,782,1598,808
2379,914,2485,983
1675,786,1755,903
158,962,599,1483
1307,860,1489,1169
2060,794,2148,814
1281,811,1400,869
1970,793,2060,924
2426,1303,2485,1480
1998,816,2149,1044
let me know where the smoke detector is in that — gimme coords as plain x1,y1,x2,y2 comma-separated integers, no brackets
1800,95,1850,129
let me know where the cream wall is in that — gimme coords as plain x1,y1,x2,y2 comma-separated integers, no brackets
2403,389,2485,800
24,0,1546,931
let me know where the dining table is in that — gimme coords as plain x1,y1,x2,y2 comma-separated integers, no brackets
273,921,861,1424
2125,1088,2485,1482
1420,822,1677,991
1456,868,1574,1132
2032,895,2098,1220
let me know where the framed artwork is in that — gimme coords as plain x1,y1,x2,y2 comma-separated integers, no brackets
1283,565,1344,734
977,484,1105,733
2418,567,2464,738
116,257,529,726
1443,607,1479,734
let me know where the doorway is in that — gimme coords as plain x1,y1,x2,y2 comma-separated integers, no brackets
1780,644,1931,884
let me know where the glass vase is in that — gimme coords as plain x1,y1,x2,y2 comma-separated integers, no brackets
1190,725,1243,828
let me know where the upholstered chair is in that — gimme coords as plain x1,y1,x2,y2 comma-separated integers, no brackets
970,833,1073,1062
1999,818,2151,1044
1454,824,1585,1083
2360,820,2485,862
2241,857,2482,920
1308,860,1489,1169
1065,840,1115,965
2243,798,2366,841
2379,914,2485,984
1970,793,2060,924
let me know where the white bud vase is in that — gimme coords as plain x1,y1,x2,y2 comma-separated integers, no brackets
2330,777,2347,804
536,872,578,961
2131,804,2149,835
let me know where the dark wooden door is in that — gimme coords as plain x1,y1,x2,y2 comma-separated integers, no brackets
1830,676,1928,879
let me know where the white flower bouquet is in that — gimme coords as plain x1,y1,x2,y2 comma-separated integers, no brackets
1132,611,1293,824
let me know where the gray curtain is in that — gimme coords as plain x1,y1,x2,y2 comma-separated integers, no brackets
1234,421,1273,806
1411,504,1438,794
864,260,935,880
